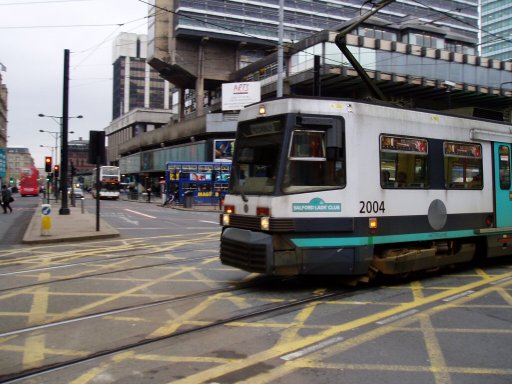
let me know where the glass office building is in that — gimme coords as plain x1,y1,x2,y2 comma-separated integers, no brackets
481,0,512,61
173,0,479,45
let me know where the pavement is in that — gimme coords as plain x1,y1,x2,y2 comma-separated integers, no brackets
22,204,121,245
22,197,221,245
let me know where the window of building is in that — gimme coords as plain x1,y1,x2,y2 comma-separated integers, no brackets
404,32,444,49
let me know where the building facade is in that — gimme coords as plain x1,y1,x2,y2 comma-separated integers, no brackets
0,69,7,184
68,138,94,174
117,1,510,192
107,32,174,165
481,0,512,61
6,147,34,186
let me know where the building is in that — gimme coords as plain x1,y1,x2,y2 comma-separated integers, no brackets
68,138,94,174
106,32,174,165
116,1,511,192
0,68,7,184
6,147,34,186
480,0,512,61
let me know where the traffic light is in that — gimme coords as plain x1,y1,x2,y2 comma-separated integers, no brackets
45,156,52,172
46,173,53,182
53,165,60,178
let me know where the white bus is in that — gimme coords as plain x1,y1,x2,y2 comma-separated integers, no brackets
91,166,121,200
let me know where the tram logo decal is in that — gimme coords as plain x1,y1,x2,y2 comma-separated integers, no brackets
292,198,341,212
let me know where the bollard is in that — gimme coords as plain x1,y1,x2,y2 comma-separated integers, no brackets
81,198,84,214
41,204,52,236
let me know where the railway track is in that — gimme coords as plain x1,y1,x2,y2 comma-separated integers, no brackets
0,251,218,293
0,281,361,383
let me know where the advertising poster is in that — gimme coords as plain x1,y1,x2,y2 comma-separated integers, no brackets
214,139,234,162
222,82,261,111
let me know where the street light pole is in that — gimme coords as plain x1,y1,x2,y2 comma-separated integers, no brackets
38,49,82,214
60,49,71,215
38,126,77,201
38,128,60,167
39,123,81,209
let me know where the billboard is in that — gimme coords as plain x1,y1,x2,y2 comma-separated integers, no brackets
222,82,261,111
214,139,234,162
0,149,5,178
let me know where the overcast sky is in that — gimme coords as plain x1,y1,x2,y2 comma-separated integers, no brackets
0,0,149,168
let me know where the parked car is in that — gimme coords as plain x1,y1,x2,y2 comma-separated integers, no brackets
68,188,84,199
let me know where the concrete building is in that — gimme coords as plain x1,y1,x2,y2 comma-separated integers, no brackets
480,0,512,61
106,32,173,165
117,1,511,187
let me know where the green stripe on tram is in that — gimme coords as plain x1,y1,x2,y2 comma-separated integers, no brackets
290,230,477,248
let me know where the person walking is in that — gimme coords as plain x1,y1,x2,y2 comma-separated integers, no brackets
1,185,13,214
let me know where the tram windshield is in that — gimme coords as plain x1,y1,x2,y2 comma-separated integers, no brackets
283,129,345,193
231,115,346,196
231,118,283,195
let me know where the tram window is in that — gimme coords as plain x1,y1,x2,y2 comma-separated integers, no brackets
379,135,428,189
284,130,346,193
443,142,483,189
288,130,326,159
498,145,511,190
232,118,283,195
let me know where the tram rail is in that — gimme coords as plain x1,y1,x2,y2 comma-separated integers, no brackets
0,284,359,383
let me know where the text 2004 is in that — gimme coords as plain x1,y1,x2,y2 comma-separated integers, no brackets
359,201,385,214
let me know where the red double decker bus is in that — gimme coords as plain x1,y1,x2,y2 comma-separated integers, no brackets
19,166,40,196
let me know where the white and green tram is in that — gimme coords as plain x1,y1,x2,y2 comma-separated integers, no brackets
220,97,512,278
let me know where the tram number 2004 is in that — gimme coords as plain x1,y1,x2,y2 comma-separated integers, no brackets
359,200,385,214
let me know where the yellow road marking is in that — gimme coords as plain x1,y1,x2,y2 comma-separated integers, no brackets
169,271,512,384
22,273,50,369
240,276,512,383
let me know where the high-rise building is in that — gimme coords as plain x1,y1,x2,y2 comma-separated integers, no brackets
112,32,172,119
106,32,173,165
480,0,512,61
148,0,480,118
149,1,479,52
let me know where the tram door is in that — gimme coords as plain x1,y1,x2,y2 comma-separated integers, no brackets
494,142,512,228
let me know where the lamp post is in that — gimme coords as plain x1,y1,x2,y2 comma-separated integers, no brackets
38,113,81,212
39,144,55,160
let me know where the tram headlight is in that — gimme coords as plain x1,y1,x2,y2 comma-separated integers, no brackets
260,216,270,231
222,214,230,226
258,104,266,116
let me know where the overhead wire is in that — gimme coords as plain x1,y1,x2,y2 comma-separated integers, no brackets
411,0,512,46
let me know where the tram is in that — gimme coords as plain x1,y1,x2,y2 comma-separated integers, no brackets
219,97,512,279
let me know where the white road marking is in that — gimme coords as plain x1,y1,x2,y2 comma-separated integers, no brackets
120,216,139,225
124,209,157,219
280,336,344,361
375,309,419,325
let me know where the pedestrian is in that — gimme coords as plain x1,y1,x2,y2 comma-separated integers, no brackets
1,185,13,214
